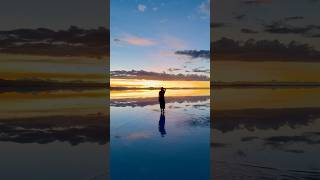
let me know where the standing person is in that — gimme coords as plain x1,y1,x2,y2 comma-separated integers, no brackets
159,87,166,112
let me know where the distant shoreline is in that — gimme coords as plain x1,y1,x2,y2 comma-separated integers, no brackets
212,82,320,88
2,79,320,92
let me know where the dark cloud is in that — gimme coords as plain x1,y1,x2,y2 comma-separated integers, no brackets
263,21,320,37
310,34,320,38
111,70,209,81
0,26,109,57
235,14,246,21
264,22,315,34
211,22,228,28
192,68,210,73
241,28,259,34
168,68,181,72
212,37,320,62
242,0,272,5
241,136,259,142
284,149,305,154
175,50,210,59
284,16,304,21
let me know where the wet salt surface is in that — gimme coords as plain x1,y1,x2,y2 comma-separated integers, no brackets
110,94,210,180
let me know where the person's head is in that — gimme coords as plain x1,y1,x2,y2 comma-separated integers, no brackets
161,87,164,91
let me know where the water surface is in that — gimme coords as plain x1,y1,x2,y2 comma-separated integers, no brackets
212,87,320,179
0,89,109,180
110,89,210,180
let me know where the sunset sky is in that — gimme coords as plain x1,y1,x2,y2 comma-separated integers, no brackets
0,0,108,83
211,0,320,82
111,0,210,88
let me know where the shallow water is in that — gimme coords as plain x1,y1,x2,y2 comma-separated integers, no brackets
212,87,320,179
110,89,211,180
0,89,109,180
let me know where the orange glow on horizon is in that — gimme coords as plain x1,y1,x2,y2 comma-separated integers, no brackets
110,78,210,88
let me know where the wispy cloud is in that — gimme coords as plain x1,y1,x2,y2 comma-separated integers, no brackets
175,50,210,59
168,68,181,72
115,34,156,46
138,4,147,12
198,0,210,15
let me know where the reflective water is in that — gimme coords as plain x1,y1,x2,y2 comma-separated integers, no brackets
212,87,320,180
0,89,108,180
110,89,211,180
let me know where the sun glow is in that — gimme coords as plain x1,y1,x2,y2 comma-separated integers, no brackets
110,78,210,88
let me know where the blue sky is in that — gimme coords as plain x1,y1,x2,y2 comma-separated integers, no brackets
111,0,210,76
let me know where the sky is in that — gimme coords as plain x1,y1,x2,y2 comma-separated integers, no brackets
211,0,320,82
212,0,320,48
0,0,108,30
111,0,210,80
0,0,108,83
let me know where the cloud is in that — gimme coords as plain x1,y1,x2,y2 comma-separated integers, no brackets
211,22,228,28
111,70,209,81
168,68,181,72
175,50,210,59
263,21,320,37
242,0,272,5
284,16,304,21
138,4,146,12
212,37,320,62
192,68,210,73
115,34,156,46
198,0,210,15
152,7,158,11
234,14,246,21
241,28,259,34
0,26,109,57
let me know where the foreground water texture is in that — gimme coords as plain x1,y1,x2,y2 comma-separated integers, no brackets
212,87,320,180
1,87,320,179
0,89,109,180
110,89,211,180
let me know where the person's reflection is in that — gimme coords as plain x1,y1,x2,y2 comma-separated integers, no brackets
159,112,166,137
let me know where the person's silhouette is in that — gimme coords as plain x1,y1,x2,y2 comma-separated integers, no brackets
159,87,166,112
159,112,166,137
